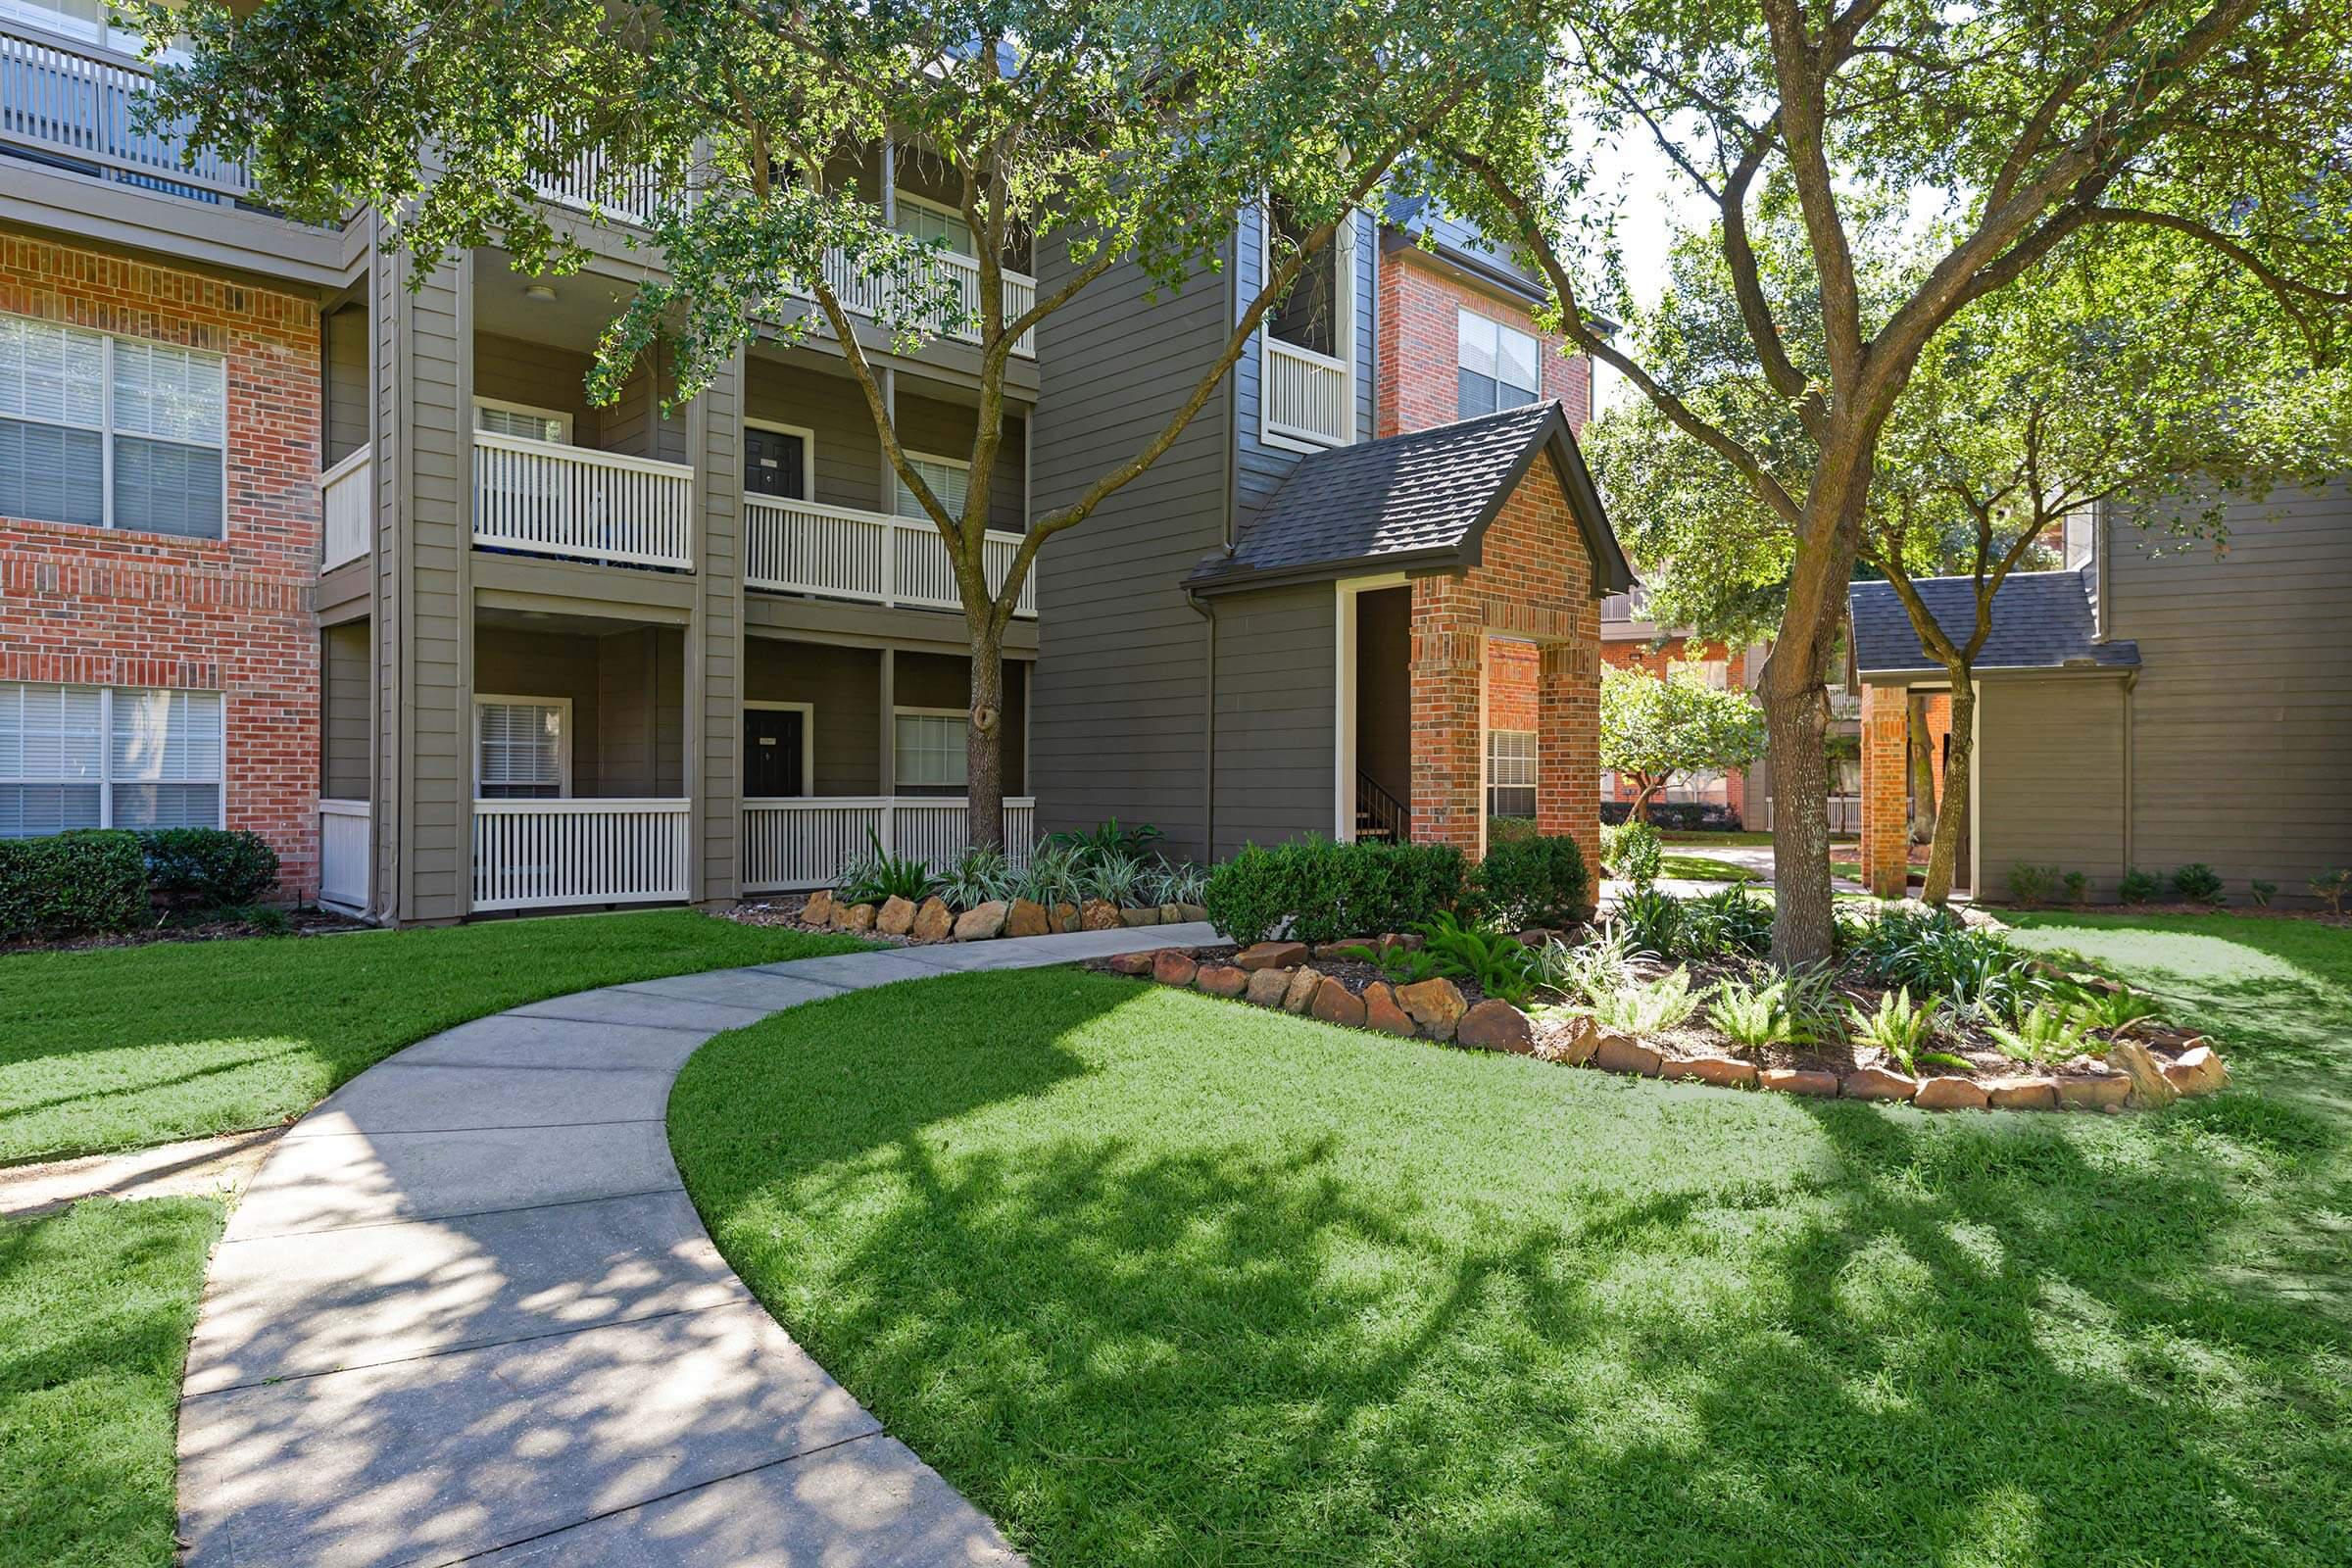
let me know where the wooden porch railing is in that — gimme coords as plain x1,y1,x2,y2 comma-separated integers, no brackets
1264,337,1350,445
742,497,1037,615
318,799,370,912
0,21,252,199
471,433,696,570
741,796,1037,893
472,798,692,911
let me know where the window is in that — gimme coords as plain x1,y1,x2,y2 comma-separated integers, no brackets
0,682,223,837
475,698,568,799
894,710,966,792
473,400,572,444
0,314,226,539
893,193,976,259
892,452,970,520
1487,728,1537,818
1457,312,1541,419
1267,198,1341,361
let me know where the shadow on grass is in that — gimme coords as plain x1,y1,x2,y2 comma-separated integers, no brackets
676,947,2352,1568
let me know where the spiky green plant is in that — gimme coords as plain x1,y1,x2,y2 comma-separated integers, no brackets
1707,976,1818,1052
1986,1003,2100,1067
1589,967,1705,1035
1844,987,1943,1076
2062,982,2170,1038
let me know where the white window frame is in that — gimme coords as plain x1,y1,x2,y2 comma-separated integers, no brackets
892,450,972,521
1455,309,1543,418
743,699,815,800
472,694,573,799
0,681,226,835
1486,727,1538,818
744,418,816,501
890,189,980,263
1257,199,1355,454
891,705,968,791
471,397,574,444
0,310,230,540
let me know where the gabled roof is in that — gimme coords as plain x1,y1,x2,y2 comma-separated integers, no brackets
1848,569,2140,677
1186,402,1636,597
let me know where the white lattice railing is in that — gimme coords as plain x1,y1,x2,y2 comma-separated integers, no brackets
743,496,1036,616
472,433,696,570
1263,337,1350,445
319,449,370,570
812,245,1038,359
742,796,1036,893
0,22,252,198
472,798,692,911
318,798,370,911
527,119,662,227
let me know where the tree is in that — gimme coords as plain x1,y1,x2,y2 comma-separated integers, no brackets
145,0,1534,849
1422,0,2352,962
1599,663,1767,825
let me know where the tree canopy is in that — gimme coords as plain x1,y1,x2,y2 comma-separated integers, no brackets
1598,663,1768,823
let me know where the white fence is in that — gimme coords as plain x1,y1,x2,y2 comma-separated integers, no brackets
1263,337,1350,445
319,450,370,570
472,433,696,570
472,798,692,911
741,796,1036,893
812,245,1038,358
742,497,1037,615
0,21,252,197
318,799,370,912
528,121,663,227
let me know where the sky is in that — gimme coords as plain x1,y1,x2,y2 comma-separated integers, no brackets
1582,130,1714,412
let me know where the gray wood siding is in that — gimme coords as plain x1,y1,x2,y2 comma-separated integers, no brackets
323,304,369,468
1210,584,1337,858
475,628,605,793
1029,233,1234,858
694,352,746,899
321,620,371,801
2110,481,2352,899
1233,204,1377,529
474,333,602,448
745,363,1026,532
595,627,687,798
747,639,883,795
895,649,1027,796
1976,677,2129,900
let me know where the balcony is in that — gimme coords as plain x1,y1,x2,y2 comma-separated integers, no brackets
742,796,1036,893
318,798,370,912
0,20,252,200
472,432,697,570
743,496,1037,616
812,245,1038,358
473,798,693,911
319,449,370,570
1263,337,1350,445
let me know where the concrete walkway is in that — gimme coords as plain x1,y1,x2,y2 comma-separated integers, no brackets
177,922,1218,1568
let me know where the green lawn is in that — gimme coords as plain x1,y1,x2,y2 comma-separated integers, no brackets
1657,852,1757,882
1,910,868,1165
0,1196,222,1568
1659,829,1777,847
674,915,2352,1568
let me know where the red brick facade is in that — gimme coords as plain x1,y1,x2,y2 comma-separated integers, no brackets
1599,635,1755,823
1407,457,1601,886
1858,682,1910,896
1375,249,1592,439
0,234,322,899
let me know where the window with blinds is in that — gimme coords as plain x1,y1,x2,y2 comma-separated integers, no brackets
0,682,223,837
0,314,226,539
894,710,966,792
473,401,571,444
475,700,568,799
894,197,976,259
892,454,971,520
1457,312,1542,419
1486,729,1537,819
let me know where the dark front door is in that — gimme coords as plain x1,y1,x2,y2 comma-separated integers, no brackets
744,426,807,501
745,709,806,799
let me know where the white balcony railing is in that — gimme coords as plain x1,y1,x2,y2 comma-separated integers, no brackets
472,798,692,911
318,798,370,912
319,449,370,570
0,21,252,198
743,497,1037,617
472,433,696,570
527,118,662,227
1263,337,1350,445
742,796,1036,893
811,245,1038,358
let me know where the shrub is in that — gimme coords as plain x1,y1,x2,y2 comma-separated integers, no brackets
1848,906,2047,1023
1413,912,1543,1004
1200,837,1467,947
142,827,279,910
835,826,937,906
2117,867,2164,905
1681,885,1772,960
1609,887,1684,958
939,846,1012,908
1600,801,1742,831
2063,870,2089,906
1487,814,1539,847
2313,869,2351,915
2250,879,2277,907
2005,862,2063,907
1602,821,1663,888
2169,862,2225,905
0,830,148,941
1471,834,1592,928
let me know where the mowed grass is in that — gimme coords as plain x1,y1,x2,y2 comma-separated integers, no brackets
674,916,2352,1568
1,910,869,1165
0,1196,222,1568
1658,852,1757,882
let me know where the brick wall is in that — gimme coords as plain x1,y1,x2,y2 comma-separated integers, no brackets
0,233,322,899
1858,682,1910,896
1408,456,1600,889
1375,249,1592,439
1598,635,1755,823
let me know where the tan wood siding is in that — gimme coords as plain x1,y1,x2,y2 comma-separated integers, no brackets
323,303,369,467
694,353,745,899
1210,583,1338,858
1976,677,2129,900
321,620,371,801
473,332,601,448
747,639,883,796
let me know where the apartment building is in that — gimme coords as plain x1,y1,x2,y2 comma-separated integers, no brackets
0,12,1626,922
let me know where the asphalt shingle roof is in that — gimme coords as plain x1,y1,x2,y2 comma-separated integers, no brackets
1186,403,1634,595
1848,570,2140,675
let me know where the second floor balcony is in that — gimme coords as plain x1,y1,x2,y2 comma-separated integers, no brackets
0,16,250,202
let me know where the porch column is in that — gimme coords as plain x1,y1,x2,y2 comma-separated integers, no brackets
1537,637,1601,905
1859,681,1910,897
1408,584,1484,858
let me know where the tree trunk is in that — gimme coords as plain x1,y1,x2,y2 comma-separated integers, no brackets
965,622,1006,854
1763,674,1835,965
1631,779,1663,825
1906,690,1937,845
1920,672,1973,906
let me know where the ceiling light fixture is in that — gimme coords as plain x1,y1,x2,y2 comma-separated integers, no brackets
522,282,559,303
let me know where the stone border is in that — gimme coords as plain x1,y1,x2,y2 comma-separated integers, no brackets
1109,942,2230,1113
800,889,1207,943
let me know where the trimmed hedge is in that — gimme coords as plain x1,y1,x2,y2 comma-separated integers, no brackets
0,830,148,942
1471,834,1592,928
1601,801,1743,832
1203,838,1467,948
142,827,280,909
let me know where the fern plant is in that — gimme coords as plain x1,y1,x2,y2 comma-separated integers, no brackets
1986,1003,2100,1066
1414,912,1542,1004
2061,982,2169,1038
1588,967,1705,1035
1707,975,1820,1052
1844,987,1942,1076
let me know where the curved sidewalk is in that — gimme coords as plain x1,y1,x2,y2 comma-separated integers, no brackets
177,922,1216,1568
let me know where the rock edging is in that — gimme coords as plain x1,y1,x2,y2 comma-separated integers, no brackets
801,889,1207,946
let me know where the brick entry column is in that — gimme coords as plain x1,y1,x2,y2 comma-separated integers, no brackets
1409,588,1484,858
1537,639,1602,900
1858,681,1910,897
